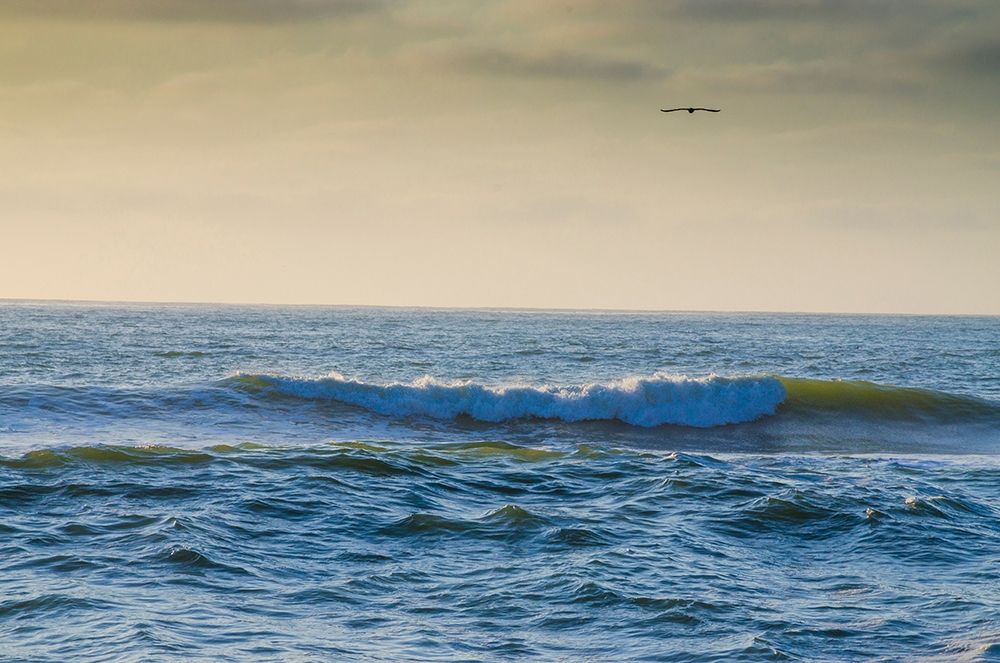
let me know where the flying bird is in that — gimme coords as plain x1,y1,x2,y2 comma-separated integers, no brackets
661,107,721,114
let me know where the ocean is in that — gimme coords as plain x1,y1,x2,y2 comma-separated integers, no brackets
1,302,998,661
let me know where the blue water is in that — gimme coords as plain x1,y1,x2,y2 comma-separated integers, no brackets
1,302,999,661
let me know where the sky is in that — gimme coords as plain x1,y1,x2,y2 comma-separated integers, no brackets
1,0,998,313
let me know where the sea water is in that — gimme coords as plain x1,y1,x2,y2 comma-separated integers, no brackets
1,302,998,660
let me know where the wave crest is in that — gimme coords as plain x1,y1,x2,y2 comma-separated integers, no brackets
227,373,787,428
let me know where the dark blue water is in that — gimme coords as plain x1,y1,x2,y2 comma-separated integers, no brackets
1,302,999,661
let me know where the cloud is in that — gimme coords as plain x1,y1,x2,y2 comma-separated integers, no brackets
684,60,923,96
936,40,1000,76
0,0,391,22
442,46,668,82
663,0,977,22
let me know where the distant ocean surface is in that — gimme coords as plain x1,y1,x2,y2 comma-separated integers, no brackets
1,302,998,661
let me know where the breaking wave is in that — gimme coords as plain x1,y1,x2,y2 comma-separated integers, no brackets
227,373,787,428
224,373,1000,431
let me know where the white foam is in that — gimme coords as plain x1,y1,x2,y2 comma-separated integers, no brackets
248,373,787,428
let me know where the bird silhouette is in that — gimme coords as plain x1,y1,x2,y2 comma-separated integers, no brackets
661,107,721,114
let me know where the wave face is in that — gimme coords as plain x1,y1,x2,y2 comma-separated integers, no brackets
780,377,1000,423
229,373,788,428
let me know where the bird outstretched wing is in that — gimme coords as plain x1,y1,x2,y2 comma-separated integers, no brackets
660,107,721,113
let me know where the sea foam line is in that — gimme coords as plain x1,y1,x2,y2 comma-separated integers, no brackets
233,373,788,428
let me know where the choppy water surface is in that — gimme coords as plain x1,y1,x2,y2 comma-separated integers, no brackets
1,302,998,661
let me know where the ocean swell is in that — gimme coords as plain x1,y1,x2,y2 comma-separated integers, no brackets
227,373,788,428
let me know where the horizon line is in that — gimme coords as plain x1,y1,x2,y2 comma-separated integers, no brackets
1,296,997,318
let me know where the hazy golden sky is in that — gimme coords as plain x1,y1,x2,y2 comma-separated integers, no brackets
2,0,998,312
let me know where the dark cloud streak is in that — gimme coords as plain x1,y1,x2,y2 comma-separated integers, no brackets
446,47,668,82
0,0,391,23
687,61,924,97
663,0,978,23
938,41,1000,76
